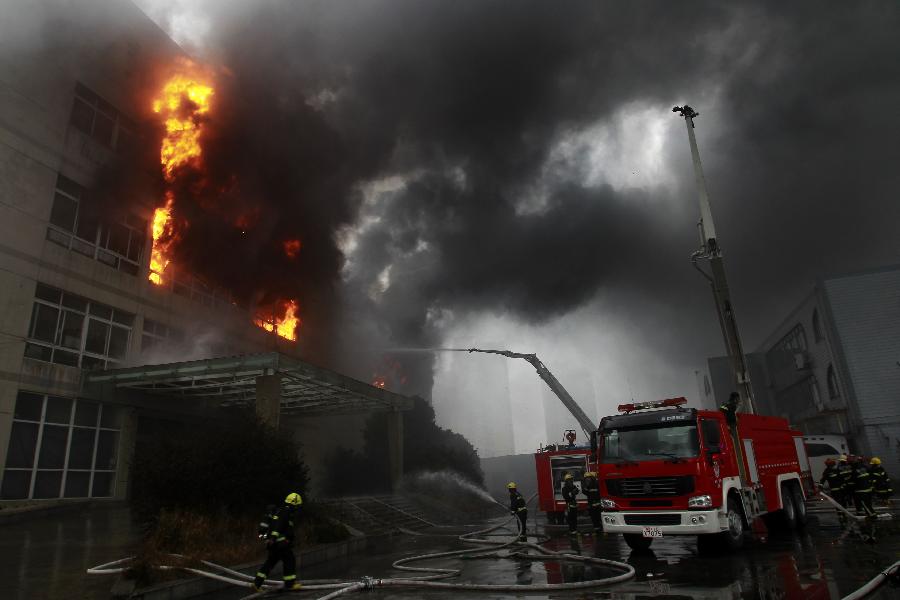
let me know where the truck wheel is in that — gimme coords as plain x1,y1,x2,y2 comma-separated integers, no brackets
623,533,653,552
791,484,808,528
720,496,745,550
780,483,798,530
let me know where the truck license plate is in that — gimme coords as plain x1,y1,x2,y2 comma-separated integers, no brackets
642,527,663,538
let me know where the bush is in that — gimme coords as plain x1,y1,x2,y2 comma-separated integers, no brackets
325,397,484,495
130,411,309,523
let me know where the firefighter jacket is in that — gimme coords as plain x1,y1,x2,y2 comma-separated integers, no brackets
852,464,873,494
509,490,527,515
561,481,580,508
837,462,855,493
266,505,298,547
582,478,601,508
869,465,893,496
820,465,842,492
257,505,277,538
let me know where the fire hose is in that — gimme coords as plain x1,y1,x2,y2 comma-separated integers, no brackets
87,493,636,598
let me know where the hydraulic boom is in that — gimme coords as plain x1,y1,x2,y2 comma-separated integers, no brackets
465,348,597,436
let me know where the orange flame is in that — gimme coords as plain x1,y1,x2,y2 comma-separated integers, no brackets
149,193,176,285
149,70,213,285
254,299,300,342
152,74,214,181
372,376,387,389
283,239,301,259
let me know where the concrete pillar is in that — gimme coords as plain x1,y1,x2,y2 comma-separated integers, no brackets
386,409,404,490
114,406,138,500
256,374,282,428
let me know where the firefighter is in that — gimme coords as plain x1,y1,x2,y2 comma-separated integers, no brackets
836,454,854,507
869,457,893,504
254,492,303,592
581,471,602,535
507,482,528,541
850,456,874,517
561,473,580,535
820,458,843,500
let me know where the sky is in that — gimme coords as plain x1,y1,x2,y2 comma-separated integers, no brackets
18,0,900,455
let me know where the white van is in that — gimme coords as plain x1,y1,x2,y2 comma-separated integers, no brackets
803,435,849,483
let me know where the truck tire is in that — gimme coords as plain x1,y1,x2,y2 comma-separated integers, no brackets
791,484,808,528
720,496,745,550
623,533,653,552
780,483,798,530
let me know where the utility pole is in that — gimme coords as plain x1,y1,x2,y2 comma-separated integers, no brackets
673,105,756,415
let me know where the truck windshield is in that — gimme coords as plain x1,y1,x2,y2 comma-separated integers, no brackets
601,423,699,462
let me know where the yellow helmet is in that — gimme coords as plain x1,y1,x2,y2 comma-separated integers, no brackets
285,492,303,506
507,482,517,489
584,471,596,478
839,454,848,462
564,473,573,481
870,457,881,466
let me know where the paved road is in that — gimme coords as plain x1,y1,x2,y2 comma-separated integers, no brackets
2,504,897,599
226,510,899,599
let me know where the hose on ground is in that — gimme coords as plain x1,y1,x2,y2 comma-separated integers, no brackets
87,491,635,598
841,560,900,600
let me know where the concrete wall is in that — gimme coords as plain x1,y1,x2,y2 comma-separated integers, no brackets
824,267,900,478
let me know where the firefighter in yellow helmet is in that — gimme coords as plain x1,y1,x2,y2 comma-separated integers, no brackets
869,457,893,504
561,473,580,535
581,472,602,534
254,492,303,592
836,454,854,507
507,482,528,541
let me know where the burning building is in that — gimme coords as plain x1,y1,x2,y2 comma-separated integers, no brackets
0,0,410,502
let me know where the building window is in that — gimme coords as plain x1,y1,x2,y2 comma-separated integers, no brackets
46,174,146,276
141,318,184,354
69,83,135,153
0,391,121,500
774,324,808,354
812,309,823,344
23,283,134,370
827,364,841,399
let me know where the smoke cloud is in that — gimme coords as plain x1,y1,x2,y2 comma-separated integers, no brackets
7,1,898,450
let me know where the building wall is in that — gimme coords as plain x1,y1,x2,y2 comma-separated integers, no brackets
0,1,382,502
823,267,900,478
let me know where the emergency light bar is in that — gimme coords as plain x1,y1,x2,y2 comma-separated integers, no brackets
617,397,687,414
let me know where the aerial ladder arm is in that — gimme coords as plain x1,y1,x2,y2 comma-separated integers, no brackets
465,348,597,436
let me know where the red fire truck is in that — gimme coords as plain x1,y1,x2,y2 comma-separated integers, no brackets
534,437,592,523
596,397,813,551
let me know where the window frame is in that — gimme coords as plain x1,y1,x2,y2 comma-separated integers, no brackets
24,283,134,370
69,82,135,154
46,174,146,277
1,392,121,500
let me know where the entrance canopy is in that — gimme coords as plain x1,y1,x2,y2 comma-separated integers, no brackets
82,352,413,416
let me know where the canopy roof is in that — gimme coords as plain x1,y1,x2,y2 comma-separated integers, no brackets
82,352,413,415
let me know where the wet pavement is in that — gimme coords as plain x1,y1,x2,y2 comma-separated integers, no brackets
220,511,900,600
0,504,140,600
2,505,898,599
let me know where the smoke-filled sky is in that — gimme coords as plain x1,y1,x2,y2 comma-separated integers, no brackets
12,0,900,454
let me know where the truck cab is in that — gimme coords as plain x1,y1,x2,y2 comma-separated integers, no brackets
597,397,811,551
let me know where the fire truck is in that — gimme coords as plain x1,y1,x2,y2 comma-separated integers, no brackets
596,396,813,550
461,348,597,523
